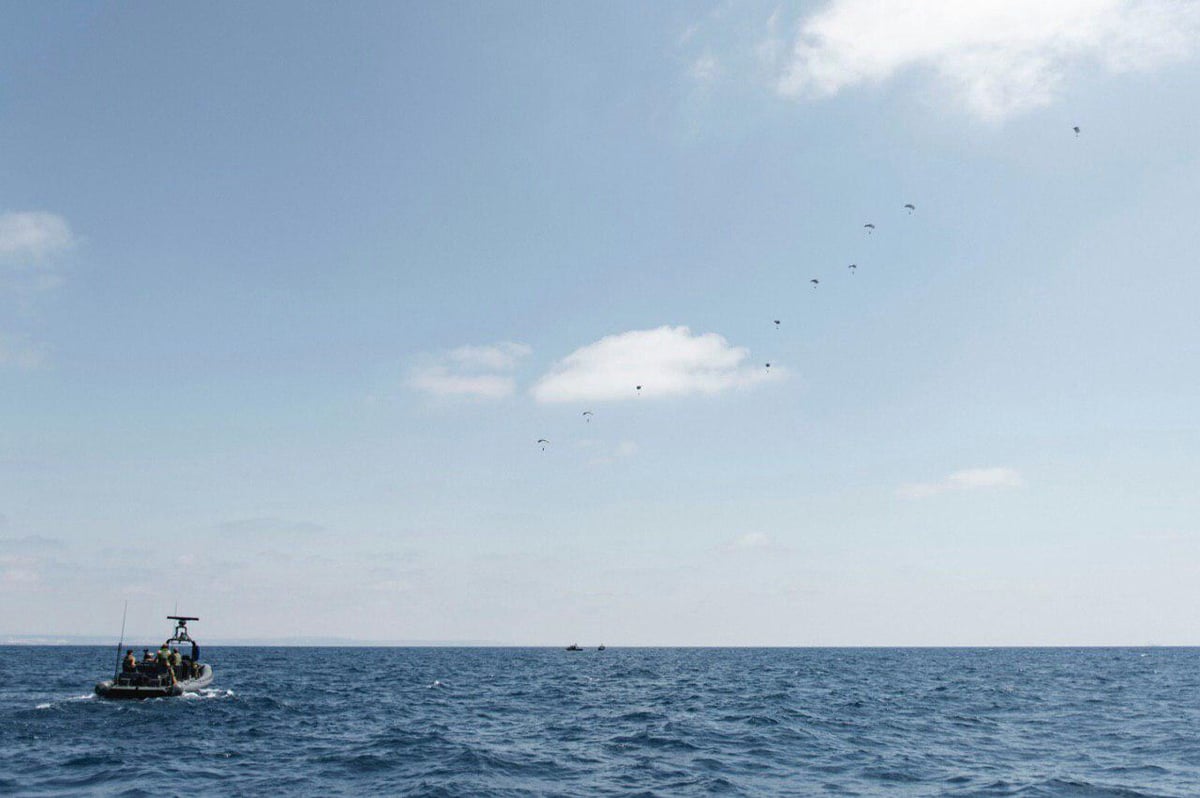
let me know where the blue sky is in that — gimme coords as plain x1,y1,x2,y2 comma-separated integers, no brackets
2,1,1198,645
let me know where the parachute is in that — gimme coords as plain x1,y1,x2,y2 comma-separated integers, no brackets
848,263,857,272
773,320,781,328
1073,125,1080,137
864,223,875,233
810,278,819,287
635,385,642,394
582,411,594,422
904,203,915,214
537,438,550,451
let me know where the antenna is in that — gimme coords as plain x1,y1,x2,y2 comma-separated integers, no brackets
112,600,128,679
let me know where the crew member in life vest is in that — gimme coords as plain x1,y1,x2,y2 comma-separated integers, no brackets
155,644,177,685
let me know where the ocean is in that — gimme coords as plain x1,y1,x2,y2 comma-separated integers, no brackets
1,646,1197,796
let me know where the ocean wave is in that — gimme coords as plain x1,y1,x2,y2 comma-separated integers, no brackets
3,647,1200,796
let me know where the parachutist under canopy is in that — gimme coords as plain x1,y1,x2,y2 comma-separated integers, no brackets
1073,125,1080,137
864,223,875,233
810,278,819,287
904,203,915,214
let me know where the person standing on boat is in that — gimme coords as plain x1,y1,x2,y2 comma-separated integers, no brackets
169,647,182,678
156,644,177,686
122,650,137,672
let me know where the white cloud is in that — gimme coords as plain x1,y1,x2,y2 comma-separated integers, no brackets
409,370,516,399
216,518,327,537
0,535,63,552
948,468,1025,489
716,531,790,555
408,341,531,400
0,334,47,370
898,467,1025,499
0,212,74,259
367,578,414,593
531,325,778,403
690,53,721,82
0,554,41,591
584,439,640,466
731,532,772,550
0,214,72,363
774,0,1200,120
446,342,531,371
679,21,703,46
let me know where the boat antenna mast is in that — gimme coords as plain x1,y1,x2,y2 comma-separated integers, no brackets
112,600,128,679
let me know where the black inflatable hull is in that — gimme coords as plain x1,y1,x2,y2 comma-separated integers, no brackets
95,683,183,699
95,665,214,700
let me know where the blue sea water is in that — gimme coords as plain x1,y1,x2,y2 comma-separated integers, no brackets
1,647,1198,796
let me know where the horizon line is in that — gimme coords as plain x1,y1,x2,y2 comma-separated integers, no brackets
2,639,1195,649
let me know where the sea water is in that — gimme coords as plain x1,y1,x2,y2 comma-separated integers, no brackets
1,646,1198,796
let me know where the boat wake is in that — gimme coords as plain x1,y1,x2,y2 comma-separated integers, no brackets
36,694,97,710
181,688,235,700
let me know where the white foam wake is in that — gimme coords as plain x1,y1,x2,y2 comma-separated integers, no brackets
35,693,96,709
182,688,235,700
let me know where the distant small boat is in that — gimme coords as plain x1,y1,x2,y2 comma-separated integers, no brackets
565,643,583,651
598,644,606,651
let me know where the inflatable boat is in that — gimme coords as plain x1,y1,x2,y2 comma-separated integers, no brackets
95,616,215,699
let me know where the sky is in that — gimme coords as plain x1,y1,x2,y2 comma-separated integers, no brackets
2,1,1199,646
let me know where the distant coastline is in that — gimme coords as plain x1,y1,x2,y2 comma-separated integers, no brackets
1,638,1191,648
0,635,503,647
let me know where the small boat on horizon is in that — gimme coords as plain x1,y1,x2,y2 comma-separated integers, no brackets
565,643,583,651
598,644,606,651
95,616,214,699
